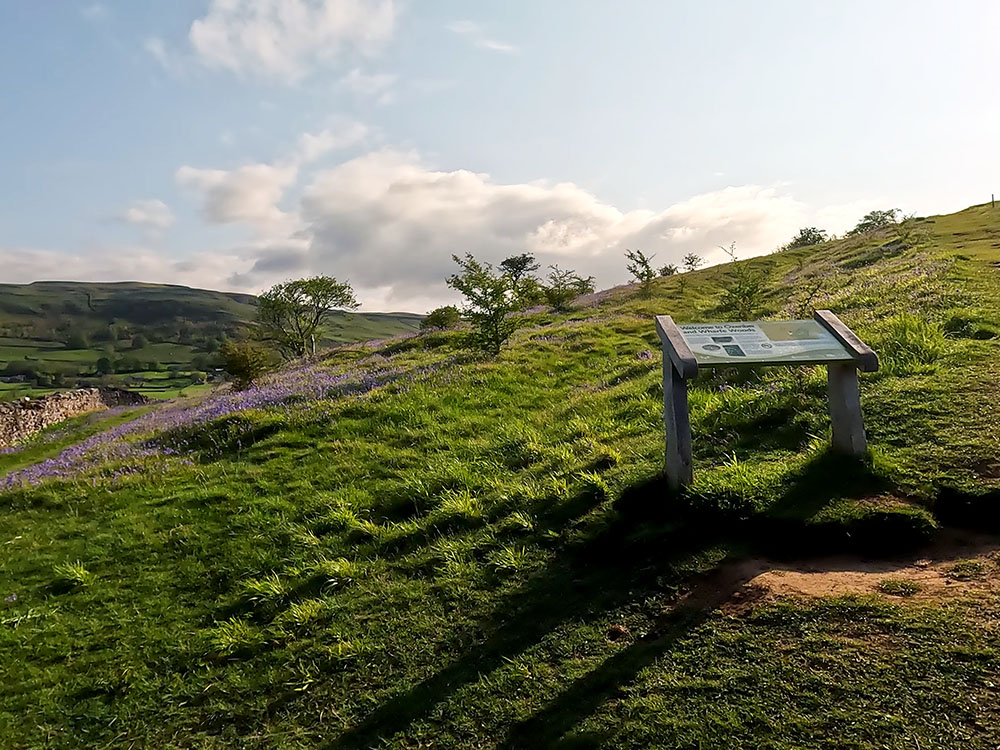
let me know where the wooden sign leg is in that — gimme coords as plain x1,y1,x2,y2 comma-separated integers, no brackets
827,363,867,456
663,358,693,489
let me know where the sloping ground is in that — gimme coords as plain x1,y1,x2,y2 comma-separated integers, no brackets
1,205,999,748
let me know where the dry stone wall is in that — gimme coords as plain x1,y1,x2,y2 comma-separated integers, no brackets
0,388,149,448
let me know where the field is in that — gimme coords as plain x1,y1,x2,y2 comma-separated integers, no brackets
1,205,999,748
0,282,423,401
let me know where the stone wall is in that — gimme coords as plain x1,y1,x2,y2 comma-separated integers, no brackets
0,388,150,449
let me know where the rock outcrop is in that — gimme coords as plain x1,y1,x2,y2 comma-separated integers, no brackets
0,388,149,448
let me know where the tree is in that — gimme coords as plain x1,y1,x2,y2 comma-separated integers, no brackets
499,254,540,283
625,249,656,296
446,254,521,355
96,357,114,375
716,243,769,321
220,340,271,390
258,276,359,360
785,227,828,249
131,334,149,351
543,265,595,312
658,264,679,277
846,209,901,236
420,306,461,330
682,253,703,273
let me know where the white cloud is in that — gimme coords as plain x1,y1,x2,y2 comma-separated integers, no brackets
188,0,397,81
338,67,396,102
176,119,368,234
177,162,298,232
447,20,518,54
273,149,804,307
119,199,175,231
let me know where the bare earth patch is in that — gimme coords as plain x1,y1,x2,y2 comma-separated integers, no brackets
681,530,1000,615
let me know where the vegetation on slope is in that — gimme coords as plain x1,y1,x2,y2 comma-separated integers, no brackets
1,205,999,748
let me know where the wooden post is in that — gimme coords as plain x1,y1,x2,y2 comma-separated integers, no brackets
814,310,878,457
655,316,698,489
827,363,866,455
662,359,693,488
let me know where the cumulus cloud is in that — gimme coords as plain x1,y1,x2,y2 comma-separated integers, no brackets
447,20,518,54
177,162,298,232
176,119,368,235
227,149,806,308
188,0,396,81
119,199,175,231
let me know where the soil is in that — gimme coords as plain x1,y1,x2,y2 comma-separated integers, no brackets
680,529,1000,615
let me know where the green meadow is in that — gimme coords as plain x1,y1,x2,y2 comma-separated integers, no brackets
1,205,999,748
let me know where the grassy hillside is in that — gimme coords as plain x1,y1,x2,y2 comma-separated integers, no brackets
1,205,999,748
0,281,422,400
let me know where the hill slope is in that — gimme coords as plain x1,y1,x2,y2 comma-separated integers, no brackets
0,281,423,400
1,206,999,748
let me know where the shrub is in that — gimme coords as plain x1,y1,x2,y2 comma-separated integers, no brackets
421,305,461,331
716,243,769,321
785,227,828,249
220,340,272,390
543,265,595,311
683,253,704,272
846,209,901,237
658,264,678,277
625,249,656,296
446,254,521,355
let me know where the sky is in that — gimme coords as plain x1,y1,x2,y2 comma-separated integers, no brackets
1,0,998,312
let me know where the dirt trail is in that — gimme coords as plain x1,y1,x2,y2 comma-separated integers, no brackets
680,529,1000,615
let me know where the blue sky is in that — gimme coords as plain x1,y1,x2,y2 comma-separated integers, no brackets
1,0,998,311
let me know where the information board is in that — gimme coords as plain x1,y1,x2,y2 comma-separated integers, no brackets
677,320,855,366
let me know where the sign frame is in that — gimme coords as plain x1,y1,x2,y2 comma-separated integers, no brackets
655,310,878,489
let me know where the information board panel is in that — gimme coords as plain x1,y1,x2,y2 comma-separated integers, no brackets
678,320,855,366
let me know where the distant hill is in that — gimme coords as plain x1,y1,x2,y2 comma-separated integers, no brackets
0,281,423,400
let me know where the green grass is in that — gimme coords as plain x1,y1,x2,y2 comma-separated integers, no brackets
1,205,999,747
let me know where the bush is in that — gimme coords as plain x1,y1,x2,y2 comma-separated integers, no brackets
658,264,678,277
446,254,521,355
846,209,901,237
543,265,595,312
421,306,461,331
716,243,769,321
625,249,656,296
785,227,828,249
220,340,272,390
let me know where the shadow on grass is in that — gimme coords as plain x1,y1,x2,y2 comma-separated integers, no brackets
326,449,922,749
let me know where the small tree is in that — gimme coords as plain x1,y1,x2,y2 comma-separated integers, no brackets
785,227,828,249
220,340,271,390
716,243,769,321
682,253,703,272
420,305,461,330
258,276,359,360
447,254,521,355
131,334,149,351
625,249,656,296
543,265,595,312
846,209,901,236
96,357,114,375
499,253,540,284
658,264,679,277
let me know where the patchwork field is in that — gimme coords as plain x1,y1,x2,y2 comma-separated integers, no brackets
1,205,999,748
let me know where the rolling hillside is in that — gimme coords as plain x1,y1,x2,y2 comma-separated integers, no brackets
1,205,999,748
0,281,423,400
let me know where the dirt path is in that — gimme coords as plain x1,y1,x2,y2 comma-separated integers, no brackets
680,529,1000,614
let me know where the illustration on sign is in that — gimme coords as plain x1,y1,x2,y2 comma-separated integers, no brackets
677,320,855,365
